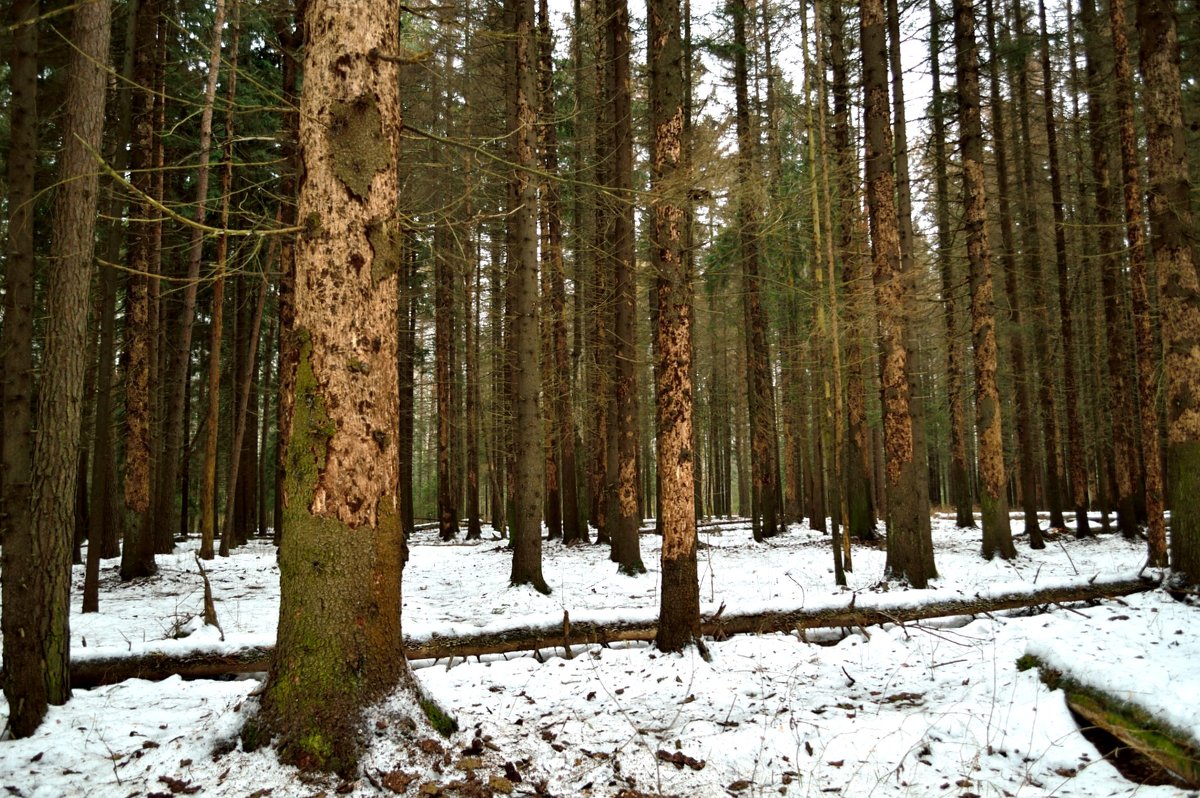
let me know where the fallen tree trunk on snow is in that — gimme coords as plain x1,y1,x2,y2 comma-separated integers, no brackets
68,576,1155,688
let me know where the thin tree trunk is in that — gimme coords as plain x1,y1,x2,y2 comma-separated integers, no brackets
931,0,975,529
1037,0,1091,537
435,221,459,541
608,0,646,574
985,0,1044,547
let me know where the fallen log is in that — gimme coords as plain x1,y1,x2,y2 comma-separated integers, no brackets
1022,654,1200,788
68,576,1155,689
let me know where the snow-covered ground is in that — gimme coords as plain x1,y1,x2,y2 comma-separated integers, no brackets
3,515,1197,797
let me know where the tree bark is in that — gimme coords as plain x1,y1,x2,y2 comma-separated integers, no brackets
984,0,1044,547
1111,0,1166,567
649,0,700,652
1137,0,1200,579
862,0,935,586
931,0,975,530
120,0,164,581
953,0,1016,559
1037,0,1091,537
259,0,413,773
508,0,550,593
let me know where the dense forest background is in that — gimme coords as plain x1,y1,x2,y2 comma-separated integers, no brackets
3,0,1200,758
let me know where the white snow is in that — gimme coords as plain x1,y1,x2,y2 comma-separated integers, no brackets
2,514,1197,797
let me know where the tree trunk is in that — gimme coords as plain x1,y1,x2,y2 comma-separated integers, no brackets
4,0,110,739
1137,0,1200,579
120,0,163,581
985,0,1044,547
650,0,700,651
259,0,415,773
829,0,877,541
931,0,975,529
1037,0,1091,537
1112,0,1166,567
508,0,550,593
954,0,1016,559
732,0,782,543
863,0,935,586
435,222,459,541
607,0,646,573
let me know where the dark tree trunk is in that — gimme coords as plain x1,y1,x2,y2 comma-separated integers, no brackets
931,0,975,529
829,0,877,541
435,222,459,542
985,0,1044,547
508,0,550,593
4,0,111,738
120,0,164,581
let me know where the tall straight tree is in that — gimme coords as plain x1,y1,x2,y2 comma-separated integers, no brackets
862,0,935,586
607,0,647,573
258,0,416,771
120,0,163,580
435,222,459,541
650,0,701,651
2,0,37,563
953,0,1016,559
1112,0,1165,565
1037,0,1090,537
1137,0,1200,580
1080,0,1138,538
985,0,1044,547
3,0,111,738
829,0,877,541
508,0,551,593
930,0,975,529
731,0,782,542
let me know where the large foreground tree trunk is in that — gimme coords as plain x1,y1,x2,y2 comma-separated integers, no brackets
649,0,700,652
4,0,111,739
258,0,414,773
862,0,935,586
1137,0,1200,581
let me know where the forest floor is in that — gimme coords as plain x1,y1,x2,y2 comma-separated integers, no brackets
2,514,1198,797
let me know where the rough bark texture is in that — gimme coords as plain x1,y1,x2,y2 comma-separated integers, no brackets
649,0,700,652
954,0,1015,560
1,0,37,577
1112,0,1166,566
4,0,110,738
120,0,163,581
931,0,975,530
983,0,1042,546
607,0,646,574
862,0,935,586
1137,0,1200,580
829,0,877,541
733,0,782,543
259,0,412,773
508,0,550,593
